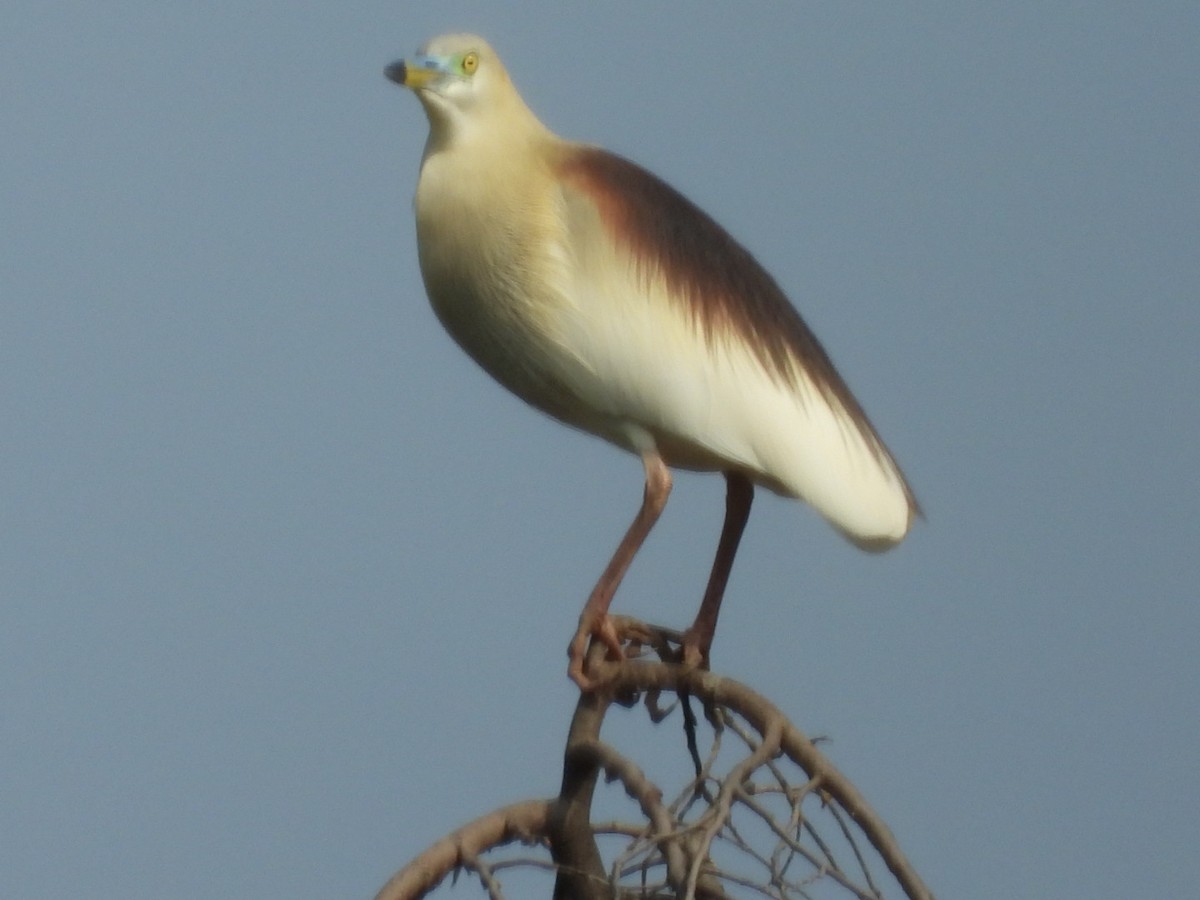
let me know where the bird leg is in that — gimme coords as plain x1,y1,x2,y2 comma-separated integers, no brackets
681,472,754,668
568,450,672,689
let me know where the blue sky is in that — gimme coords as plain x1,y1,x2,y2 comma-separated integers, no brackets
3,3,1197,898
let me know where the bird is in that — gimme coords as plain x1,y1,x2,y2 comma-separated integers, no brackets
385,34,918,689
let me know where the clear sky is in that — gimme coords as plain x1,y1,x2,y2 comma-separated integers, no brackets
3,3,1197,898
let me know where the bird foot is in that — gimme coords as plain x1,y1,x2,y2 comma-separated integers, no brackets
568,613,625,691
678,627,712,671
567,617,713,690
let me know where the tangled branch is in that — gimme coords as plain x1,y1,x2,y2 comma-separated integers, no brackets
375,622,933,900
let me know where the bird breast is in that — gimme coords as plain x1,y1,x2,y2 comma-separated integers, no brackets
412,142,611,435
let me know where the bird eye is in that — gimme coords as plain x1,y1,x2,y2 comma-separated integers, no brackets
461,51,479,75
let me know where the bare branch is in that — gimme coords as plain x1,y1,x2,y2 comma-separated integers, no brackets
375,624,934,900
569,738,690,893
373,799,551,900
591,657,935,900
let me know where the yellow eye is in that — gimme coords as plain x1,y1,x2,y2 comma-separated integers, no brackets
461,51,479,75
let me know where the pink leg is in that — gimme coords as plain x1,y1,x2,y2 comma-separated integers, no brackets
568,451,672,689
681,472,754,667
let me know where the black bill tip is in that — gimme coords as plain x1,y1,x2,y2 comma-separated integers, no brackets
384,60,407,85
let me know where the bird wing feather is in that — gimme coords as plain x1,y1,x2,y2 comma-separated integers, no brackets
550,146,917,547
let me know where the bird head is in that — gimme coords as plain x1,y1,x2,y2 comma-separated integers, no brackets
385,33,539,143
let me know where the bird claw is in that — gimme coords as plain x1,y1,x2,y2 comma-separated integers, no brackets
568,613,626,691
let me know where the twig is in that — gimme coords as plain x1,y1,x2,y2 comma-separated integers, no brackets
684,715,783,898
736,787,876,900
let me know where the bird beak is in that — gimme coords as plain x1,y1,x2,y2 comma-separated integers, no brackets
384,55,446,91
